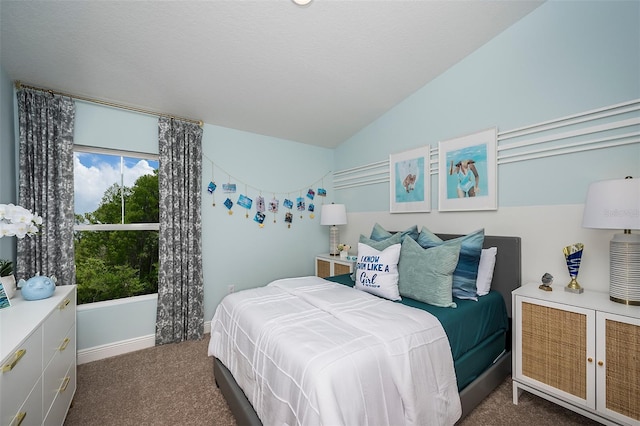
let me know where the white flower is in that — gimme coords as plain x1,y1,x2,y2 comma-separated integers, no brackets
0,204,42,239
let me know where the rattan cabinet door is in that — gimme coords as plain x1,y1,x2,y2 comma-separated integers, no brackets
315,255,353,278
515,297,596,409
596,311,640,425
334,262,351,276
316,258,331,278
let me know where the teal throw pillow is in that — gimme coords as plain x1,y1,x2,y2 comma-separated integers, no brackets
417,227,484,300
398,237,460,308
369,223,419,243
359,232,403,251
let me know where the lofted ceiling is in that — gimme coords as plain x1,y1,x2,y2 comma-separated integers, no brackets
1,1,543,148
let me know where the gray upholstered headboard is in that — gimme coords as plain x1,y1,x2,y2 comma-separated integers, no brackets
437,234,522,318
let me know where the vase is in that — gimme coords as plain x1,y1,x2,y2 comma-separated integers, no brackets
0,275,16,299
339,251,348,259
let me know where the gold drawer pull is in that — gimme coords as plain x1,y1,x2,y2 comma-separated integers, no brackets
2,349,26,373
598,360,604,367
10,411,26,426
59,337,70,351
587,357,593,363
59,376,71,393
59,298,71,310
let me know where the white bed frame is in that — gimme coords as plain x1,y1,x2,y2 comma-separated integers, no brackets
213,234,522,425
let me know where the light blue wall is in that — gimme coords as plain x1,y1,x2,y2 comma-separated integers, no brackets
74,101,158,153
335,0,640,212
73,103,334,349
200,124,334,322
0,66,16,261
77,295,158,349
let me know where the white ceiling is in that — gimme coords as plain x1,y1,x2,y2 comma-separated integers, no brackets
1,1,543,148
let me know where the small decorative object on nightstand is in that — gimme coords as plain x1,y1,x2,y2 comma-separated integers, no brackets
539,272,553,291
337,243,351,259
563,243,584,294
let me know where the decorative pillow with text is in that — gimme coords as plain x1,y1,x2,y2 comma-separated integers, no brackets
354,242,402,301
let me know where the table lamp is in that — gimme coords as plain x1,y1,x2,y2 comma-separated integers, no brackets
320,203,347,256
582,176,640,305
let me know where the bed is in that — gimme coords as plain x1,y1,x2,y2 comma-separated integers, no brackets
209,233,521,425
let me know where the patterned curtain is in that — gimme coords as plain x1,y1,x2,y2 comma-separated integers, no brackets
156,117,204,345
16,89,76,285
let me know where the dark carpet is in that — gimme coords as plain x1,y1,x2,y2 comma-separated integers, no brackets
65,335,601,425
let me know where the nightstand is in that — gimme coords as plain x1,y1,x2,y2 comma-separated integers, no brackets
315,254,355,278
512,283,640,426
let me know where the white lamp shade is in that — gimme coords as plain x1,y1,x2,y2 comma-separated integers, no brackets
582,178,640,230
320,204,347,226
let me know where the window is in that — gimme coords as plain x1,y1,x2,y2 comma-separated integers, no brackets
74,146,159,304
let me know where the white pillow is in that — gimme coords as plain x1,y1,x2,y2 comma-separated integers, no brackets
354,242,401,301
476,247,497,296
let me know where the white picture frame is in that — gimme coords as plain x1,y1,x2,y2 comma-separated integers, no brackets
438,127,497,212
389,146,431,213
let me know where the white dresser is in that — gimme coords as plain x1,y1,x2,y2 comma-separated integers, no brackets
0,285,77,426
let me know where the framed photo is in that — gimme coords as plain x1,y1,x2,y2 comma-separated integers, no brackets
389,146,430,213
438,127,497,212
0,281,11,310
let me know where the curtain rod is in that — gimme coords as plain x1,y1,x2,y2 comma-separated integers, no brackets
14,81,204,127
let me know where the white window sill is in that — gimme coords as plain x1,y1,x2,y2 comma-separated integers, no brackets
76,292,158,311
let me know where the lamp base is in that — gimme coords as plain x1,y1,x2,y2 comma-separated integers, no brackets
328,225,340,256
609,233,640,305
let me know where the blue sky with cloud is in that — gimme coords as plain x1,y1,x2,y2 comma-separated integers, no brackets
74,152,158,215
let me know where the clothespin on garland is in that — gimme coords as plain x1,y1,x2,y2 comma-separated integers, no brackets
255,193,266,228
208,181,217,206
284,194,293,228
307,188,315,219
238,192,252,219
207,160,216,206
297,191,305,219
269,194,278,224
224,197,233,214
223,174,235,215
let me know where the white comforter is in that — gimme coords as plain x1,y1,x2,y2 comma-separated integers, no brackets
208,276,461,426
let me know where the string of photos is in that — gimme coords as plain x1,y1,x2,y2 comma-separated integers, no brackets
204,155,332,229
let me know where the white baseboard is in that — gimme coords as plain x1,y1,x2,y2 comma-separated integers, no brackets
77,334,155,364
77,320,212,365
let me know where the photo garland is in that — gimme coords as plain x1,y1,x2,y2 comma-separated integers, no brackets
205,156,331,229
